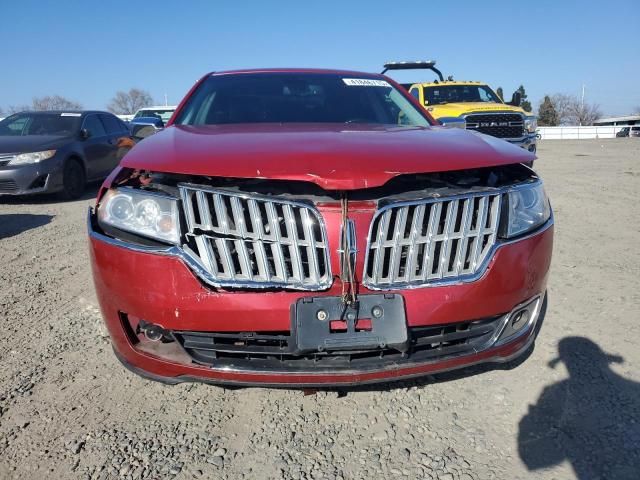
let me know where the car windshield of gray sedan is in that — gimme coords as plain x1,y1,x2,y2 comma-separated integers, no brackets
175,73,431,127
0,113,81,136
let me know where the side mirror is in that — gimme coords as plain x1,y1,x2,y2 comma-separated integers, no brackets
509,91,522,107
80,128,91,140
438,117,466,129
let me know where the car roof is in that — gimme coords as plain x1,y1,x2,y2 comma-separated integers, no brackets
208,68,384,77
418,80,487,87
138,106,177,110
13,110,116,116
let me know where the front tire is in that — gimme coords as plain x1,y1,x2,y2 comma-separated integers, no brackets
59,159,86,200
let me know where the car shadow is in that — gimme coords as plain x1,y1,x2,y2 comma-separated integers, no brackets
0,183,100,205
0,213,54,239
517,336,640,479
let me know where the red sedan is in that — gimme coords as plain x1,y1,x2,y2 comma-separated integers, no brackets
88,69,553,386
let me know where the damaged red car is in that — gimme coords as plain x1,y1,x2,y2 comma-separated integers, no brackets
88,69,553,387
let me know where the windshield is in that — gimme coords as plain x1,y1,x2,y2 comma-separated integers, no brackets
175,73,431,127
423,85,501,106
134,109,175,123
0,113,82,136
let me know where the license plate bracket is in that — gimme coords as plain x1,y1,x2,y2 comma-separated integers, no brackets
293,294,408,354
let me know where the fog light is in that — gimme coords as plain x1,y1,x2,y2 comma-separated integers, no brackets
138,320,167,342
316,309,328,321
511,310,530,329
495,296,541,345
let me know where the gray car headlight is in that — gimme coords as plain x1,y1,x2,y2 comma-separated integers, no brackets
524,116,537,133
97,188,180,244
505,182,551,238
8,150,56,165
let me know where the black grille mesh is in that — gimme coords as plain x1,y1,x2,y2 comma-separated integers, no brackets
171,315,503,372
465,113,524,138
0,179,19,193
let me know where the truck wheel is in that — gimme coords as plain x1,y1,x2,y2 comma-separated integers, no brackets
59,159,86,200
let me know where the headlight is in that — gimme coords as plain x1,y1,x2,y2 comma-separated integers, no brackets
97,188,180,244
524,116,537,133
8,150,56,165
504,182,551,238
439,116,466,129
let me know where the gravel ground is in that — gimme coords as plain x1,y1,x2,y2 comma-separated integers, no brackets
1,139,639,480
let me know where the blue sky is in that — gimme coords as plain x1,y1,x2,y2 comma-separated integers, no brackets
1,0,638,116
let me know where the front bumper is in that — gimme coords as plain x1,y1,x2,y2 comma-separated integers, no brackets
0,157,64,195
88,209,553,387
506,133,537,153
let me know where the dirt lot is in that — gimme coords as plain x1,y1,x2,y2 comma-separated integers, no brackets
1,139,639,480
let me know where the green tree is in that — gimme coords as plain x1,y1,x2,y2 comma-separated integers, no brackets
537,96,559,126
496,87,504,102
515,85,532,112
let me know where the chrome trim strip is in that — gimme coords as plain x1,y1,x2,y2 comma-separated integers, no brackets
338,218,357,281
493,294,544,347
462,111,525,120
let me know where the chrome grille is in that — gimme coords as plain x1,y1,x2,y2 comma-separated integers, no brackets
179,184,331,290
364,192,501,289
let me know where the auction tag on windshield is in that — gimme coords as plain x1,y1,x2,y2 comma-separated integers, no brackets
60,113,81,117
343,78,391,87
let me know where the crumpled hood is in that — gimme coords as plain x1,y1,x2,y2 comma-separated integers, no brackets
0,135,71,154
122,124,534,190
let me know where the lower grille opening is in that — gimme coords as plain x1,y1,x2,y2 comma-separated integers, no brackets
171,315,503,373
0,179,19,193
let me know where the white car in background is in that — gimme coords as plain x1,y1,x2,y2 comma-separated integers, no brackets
132,106,177,126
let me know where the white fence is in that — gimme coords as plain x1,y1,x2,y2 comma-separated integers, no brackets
538,126,626,140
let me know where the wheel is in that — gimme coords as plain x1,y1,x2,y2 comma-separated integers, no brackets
59,159,86,200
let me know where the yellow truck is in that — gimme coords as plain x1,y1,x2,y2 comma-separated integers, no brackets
383,61,537,153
